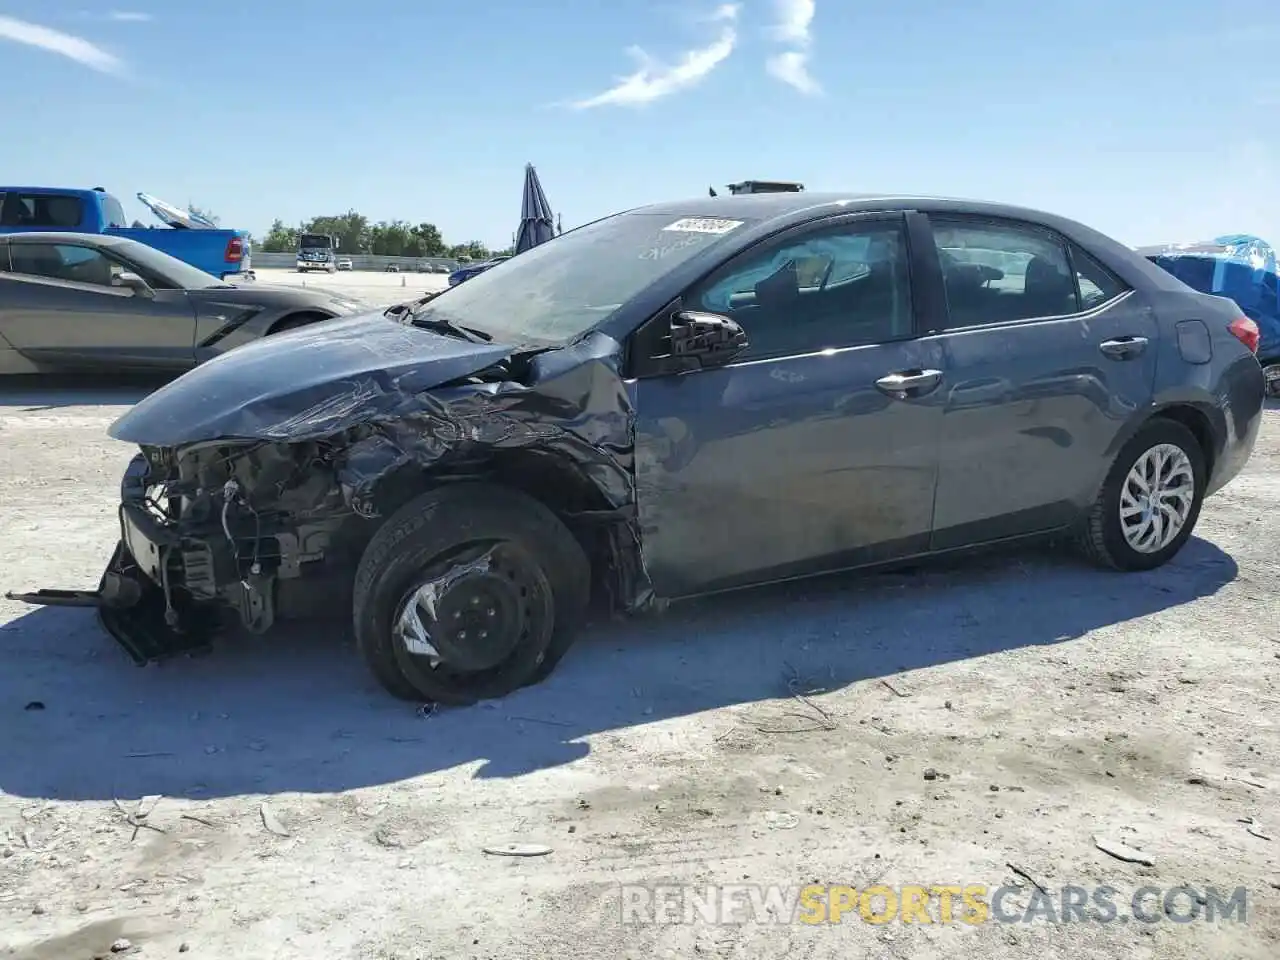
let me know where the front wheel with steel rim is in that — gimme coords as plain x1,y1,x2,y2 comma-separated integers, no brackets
1077,418,1207,571
352,482,590,705
389,541,556,704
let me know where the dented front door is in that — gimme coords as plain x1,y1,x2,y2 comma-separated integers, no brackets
632,336,947,598
630,211,947,598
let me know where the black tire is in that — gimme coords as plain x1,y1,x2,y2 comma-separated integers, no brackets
352,482,590,705
1262,362,1280,398
1077,417,1207,571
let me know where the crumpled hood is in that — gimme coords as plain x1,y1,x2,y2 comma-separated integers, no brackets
109,311,514,447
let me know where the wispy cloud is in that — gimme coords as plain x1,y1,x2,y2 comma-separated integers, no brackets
768,0,815,44
766,50,820,95
0,15,123,73
570,3,739,109
765,0,820,95
108,11,152,22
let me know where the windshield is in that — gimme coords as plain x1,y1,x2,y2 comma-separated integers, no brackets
416,211,754,344
299,234,332,249
116,240,224,289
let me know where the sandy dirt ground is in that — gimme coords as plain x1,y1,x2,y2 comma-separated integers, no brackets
251,267,450,308
0,376,1277,958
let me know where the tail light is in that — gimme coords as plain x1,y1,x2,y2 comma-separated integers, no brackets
224,236,244,263
1228,316,1260,354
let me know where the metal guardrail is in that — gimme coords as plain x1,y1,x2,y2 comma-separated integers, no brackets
250,252,462,272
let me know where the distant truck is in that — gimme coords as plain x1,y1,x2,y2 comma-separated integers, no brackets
296,233,339,273
0,187,253,280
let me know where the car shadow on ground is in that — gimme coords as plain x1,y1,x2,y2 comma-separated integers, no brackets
0,537,1237,802
0,375,169,410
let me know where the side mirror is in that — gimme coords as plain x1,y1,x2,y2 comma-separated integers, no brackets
112,271,153,298
667,310,748,371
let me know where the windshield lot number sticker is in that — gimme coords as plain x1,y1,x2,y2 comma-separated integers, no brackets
663,217,744,235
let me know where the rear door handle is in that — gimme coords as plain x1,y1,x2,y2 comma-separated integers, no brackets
875,368,943,398
1099,336,1149,360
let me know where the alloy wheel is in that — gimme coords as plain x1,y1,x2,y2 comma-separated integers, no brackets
1119,443,1196,554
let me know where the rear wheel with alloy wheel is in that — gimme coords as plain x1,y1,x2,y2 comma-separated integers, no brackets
1077,418,1207,571
352,483,590,705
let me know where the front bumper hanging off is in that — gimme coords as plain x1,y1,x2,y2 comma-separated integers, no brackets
9,444,334,662
8,537,216,664
6,454,236,664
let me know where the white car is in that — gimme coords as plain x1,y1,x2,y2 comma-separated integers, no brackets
337,258,353,271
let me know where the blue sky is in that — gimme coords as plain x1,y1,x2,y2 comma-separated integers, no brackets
2,1,1278,249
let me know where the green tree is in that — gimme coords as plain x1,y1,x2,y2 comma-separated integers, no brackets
448,240,490,261
369,220,414,257
259,210,500,260
304,211,370,254
410,222,445,257
260,219,298,253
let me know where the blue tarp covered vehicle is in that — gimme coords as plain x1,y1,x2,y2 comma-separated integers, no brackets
1137,234,1280,394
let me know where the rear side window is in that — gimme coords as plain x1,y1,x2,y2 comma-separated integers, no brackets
931,219,1079,328
1070,245,1129,309
0,192,84,228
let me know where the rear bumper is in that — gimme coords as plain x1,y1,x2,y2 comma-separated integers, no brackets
1205,356,1267,496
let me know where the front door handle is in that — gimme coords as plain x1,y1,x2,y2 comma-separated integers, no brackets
1099,336,1149,360
875,368,943,398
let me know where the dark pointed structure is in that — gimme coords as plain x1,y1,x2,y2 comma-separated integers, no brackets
514,163,556,254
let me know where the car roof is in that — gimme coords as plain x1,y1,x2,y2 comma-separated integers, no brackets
621,191,1178,293
0,186,98,195
629,191,1097,233
0,231,126,246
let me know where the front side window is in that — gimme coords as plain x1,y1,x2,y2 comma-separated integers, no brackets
932,219,1078,327
10,243,123,287
683,219,914,360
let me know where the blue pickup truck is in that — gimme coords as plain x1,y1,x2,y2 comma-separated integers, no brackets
0,186,253,280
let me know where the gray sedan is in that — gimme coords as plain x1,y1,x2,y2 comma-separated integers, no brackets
0,232,363,374
10,193,1267,706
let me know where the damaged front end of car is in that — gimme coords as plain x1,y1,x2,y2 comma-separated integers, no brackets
9,314,654,666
